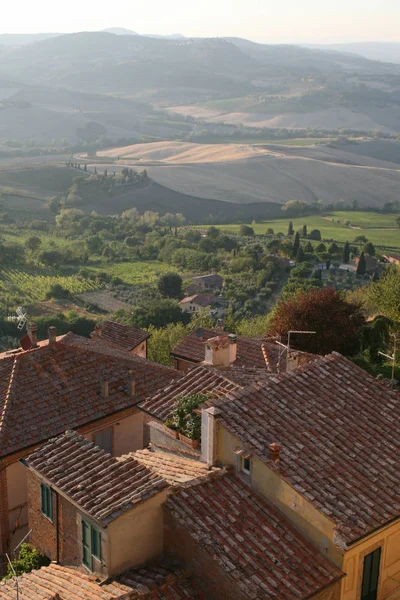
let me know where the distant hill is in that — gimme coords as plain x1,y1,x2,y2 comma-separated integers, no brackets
304,42,400,65
102,27,137,35
0,33,58,47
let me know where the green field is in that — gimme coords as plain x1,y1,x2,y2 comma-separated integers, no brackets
89,261,172,285
216,211,400,249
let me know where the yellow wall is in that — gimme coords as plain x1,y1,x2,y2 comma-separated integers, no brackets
6,461,29,549
107,489,168,576
84,412,145,457
342,521,400,600
216,423,400,599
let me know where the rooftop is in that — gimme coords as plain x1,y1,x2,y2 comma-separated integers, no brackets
138,364,270,422
0,561,203,599
178,294,216,307
191,273,223,283
165,473,343,599
0,334,177,458
91,320,150,352
25,431,167,525
122,449,219,485
209,352,400,544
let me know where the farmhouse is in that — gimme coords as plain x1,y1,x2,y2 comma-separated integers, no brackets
187,273,223,293
178,293,216,314
90,319,151,358
0,325,177,560
383,253,400,265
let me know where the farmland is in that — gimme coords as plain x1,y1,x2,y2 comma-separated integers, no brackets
214,211,400,250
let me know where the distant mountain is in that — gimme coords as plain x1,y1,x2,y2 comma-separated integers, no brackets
304,42,400,65
0,33,59,47
102,27,137,35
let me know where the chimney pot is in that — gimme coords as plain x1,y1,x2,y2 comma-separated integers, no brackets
127,371,135,397
48,326,57,345
269,442,281,462
27,323,38,348
101,378,109,398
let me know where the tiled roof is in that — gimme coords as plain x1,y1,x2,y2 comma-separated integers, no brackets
178,294,216,307
91,320,150,352
139,365,242,421
210,352,400,544
171,328,268,368
125,449,218,485
0,336,177,458
26,431,167,525
192,274,223,284
138,364,272,422
166,473,343,599
0,561,203,599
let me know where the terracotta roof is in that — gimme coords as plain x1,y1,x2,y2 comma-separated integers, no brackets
123,449,218,485
138,364,272,422
191,274,223,284
171,328,268,369
166,473,343,599
178,294,216,307
26,431,167,525
210,352,400,544
0,336,177,458
91,320,150,352
0,561,203,599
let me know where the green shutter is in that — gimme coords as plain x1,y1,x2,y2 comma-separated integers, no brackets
91,527,101,560
40,483,53,520
82,520,91,569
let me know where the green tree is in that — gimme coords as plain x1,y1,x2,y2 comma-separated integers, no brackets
287,221,294,236
147,322,188,365
357,251,367,275
364,242,376,256
25,236,42,253
158,272,183,299
397,216,400,229
86,235,104,256
342,241,350,264
304,241,314,254
6,544,49,578
239,225,254,237
302,224,307,237
292,231,300,258
308,229,322,241
367,266,400,323
296,246,305,263
316,242,326,253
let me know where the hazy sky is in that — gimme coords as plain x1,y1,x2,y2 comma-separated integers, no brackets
1,0,399,43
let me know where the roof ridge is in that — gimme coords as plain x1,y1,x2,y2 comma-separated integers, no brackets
0,355,19,438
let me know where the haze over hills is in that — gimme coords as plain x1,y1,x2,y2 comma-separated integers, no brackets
304,42,400,65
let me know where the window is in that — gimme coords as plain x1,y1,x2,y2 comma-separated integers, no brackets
40,483,53,520
94,428,113,454
82,519,101,571
361,548,381,600
242,457,251,475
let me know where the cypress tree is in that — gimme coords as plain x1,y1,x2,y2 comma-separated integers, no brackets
296,246,305,263
302,224,307,237
288,221,294,236
342,241,350,264
292,231,300,257
357,251,367,275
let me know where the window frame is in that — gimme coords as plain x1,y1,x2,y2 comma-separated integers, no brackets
40,483,53,521
361,547,381,600
81,518,101,571
241,456,252,476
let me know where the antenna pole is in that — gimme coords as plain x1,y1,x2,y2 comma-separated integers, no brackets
378,333,397,388
286,330,316,371
6,553,18,600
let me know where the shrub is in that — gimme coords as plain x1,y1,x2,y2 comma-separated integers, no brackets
171,393,208,440
6,543,50,578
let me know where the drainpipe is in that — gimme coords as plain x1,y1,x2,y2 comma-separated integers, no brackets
55,489,60,564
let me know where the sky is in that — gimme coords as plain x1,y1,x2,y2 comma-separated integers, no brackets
1,0,399,43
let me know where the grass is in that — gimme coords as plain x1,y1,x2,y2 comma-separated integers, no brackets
89,261,172,285
215,211,400,249
0,167,80,194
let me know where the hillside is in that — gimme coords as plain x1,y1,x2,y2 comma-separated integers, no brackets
0,31,399,144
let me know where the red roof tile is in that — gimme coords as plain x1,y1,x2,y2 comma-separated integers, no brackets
26,431,167,525
139,364,272,422
0,561,203,599
166,473,343,599
91,320,150,352
210,353,400,544
178,294,216,307
0,336,177,458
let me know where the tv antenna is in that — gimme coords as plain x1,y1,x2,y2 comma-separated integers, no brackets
15,307,27,331
5,529,32,600
378,333,397,388
275,330,316,372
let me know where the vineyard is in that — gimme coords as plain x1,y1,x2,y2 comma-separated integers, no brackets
89,261,172,285
0,267,99,303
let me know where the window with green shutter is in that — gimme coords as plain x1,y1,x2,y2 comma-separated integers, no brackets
40,483,53,521
81,519,101,571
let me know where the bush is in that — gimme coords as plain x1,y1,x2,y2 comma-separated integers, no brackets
170,393,208,440
6,543,49,578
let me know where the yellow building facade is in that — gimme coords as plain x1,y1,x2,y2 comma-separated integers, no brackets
216,424,400,600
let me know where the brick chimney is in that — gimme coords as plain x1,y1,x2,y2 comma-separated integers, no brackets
204,335,230,368
201,406,221,466
27,323,38,348
101,378,109,398
127,371,135,397
269,442,281,462
48,326,57,345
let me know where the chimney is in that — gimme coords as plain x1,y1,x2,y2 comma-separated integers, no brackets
228,334,237,364
27,323,38,348
48,326,57,345
201,406,221,466
101,378,109,398
127,371,135,397
204,335,230,368
269,442,281,463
